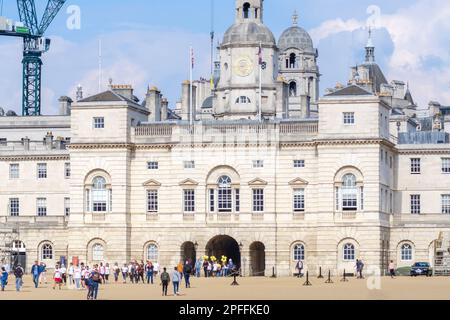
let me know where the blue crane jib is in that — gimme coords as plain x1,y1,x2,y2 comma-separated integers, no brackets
0,0,66,116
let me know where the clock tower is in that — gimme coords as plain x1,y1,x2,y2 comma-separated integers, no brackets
213,0,287,120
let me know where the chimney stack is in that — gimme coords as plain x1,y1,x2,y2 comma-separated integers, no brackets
111,84,134,100
44,132,54,150
146,86,162,122
161,98,169,121
58,96,73,116
181,80,196,122
22,137,30,151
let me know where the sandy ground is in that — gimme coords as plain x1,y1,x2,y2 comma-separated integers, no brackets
1,275,450,300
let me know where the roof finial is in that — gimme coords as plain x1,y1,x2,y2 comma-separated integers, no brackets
365,26,375,63
292,10,298,26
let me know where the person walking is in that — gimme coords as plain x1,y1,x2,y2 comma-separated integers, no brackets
39,262,47,284
184,261,192,288
195,259,202,278
105,263,110,284
177,261,184,281
14,264,24,292
203,260,209,278
138,263,145,284
31,261,41,288
146,261,154,284
53,264,63,290
153,261,160,276
113,263,120,283
172,266,181,296
89,266,101,300
389,260,396,279
73,264,82,290
296,260,304,278
160,267,170,296
356,259,365,279
68,263,74,287
121,264,128,283
60,264,67,285
99,263,105,284
1,267,8,291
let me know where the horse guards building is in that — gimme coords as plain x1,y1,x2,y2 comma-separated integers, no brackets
2,0,450,276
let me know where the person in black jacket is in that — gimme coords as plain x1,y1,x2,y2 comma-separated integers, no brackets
14,265,24,292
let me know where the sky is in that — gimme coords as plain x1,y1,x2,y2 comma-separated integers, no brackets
1,0,450,115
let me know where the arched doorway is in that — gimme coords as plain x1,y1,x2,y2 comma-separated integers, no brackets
250,242,265,276
11,241,26,269
206,235,241,268
181,242,196,265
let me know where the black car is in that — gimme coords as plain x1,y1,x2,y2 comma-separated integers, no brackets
410,262,433,277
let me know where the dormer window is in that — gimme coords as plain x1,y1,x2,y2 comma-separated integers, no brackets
236,96,251,104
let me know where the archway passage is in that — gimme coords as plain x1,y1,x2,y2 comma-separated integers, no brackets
206,235,241,268
11,241,26,269
250,242,265,276
181,242,196,265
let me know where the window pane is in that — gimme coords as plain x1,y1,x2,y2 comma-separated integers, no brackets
147,244,158,262
293,244,305,261
9,198,19,217
410,195,421,214
218,176,232,213
442,195,450,214
42,244,53,260
37,198,47,217
410,158,421,174
9,164,19,179
343,244,355,261
184,190,195,212
92,244,104,261
37,163,47,179
442,158,450,173
147,190,158,213
253,189,264,212
293,189,305,212
401,244,412,261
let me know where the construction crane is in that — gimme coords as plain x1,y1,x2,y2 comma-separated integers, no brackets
0,0,66,116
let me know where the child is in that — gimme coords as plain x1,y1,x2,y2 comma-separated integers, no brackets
1,267,8,291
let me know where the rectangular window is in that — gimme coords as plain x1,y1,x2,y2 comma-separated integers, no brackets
335,187,340,211
0,138,7,146
252,189,264,212
442,158,450,173
410,195,421,214
360,187,364,211
93,117,105,129
64,163,71,178
184,189,195,212
293,189,305,212
235,189,240,212
343,112,355,124
147,161,159,170
209,189,215,212
390,192,393,214
342,187,358,211
183,161,195,169
9,198,19,217
390,156,393,169
253,160,264,168
410,158,421,174
37,198,47,217
442,195,450,214
293,160,305,168
64,197,70,216
147,190,158,213
9,164,19,179
37,163,47,179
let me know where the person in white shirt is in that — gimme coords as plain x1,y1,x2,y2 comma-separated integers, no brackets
73,264,82,290
153,262,160,276
60,264,67,285
105,263,110,284
121,264,128,283
53,265,63,290
68,263,75,286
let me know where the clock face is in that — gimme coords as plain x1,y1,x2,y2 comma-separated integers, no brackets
234,56,254,77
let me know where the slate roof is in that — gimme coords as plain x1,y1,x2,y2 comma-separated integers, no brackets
362,63,388,93
325,84,373,97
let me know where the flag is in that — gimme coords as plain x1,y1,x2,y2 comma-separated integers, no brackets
258,43,263,65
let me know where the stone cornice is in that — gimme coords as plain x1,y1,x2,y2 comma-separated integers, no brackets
0,154,69,161
398,148,450,155
69,143,135,150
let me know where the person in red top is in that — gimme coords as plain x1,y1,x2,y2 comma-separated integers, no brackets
53,264,63,290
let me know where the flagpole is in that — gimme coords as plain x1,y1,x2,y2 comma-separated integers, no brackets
190,46,193,127
259,42,262,123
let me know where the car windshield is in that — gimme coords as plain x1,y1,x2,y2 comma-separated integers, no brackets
414,263,429,267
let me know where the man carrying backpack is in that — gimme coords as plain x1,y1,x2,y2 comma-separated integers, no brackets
14,264,24,292
184,261,192,288
160,267,170,296
88,265,101,300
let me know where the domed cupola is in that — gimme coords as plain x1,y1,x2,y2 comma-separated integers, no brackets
278,11,315,54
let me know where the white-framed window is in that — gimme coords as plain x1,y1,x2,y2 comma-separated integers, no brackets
147,161,159,170
360,187,364,211
293,188,305,212
293,160,305,168
183,161,195,169
218,176,232,213
235,189,240,212
147,190,158,213
41,244,53,260
64,197,70,216
401,244,413,261
147,244,158,262
9,164,19,179
410,194,421,214
9,198,19,217
37,163,47,179
235,96,251,104
92,244,104,261
64,163,71,178
442,195,450,214
342,174,358,211
252,189,264,212
92,177,108,212
410,158,421,174
293,244,305,261
93,117,105,129
343,112,355,125
209,189,215,212
183,189,195,212
442,158,450,173
343,243,355,261
253,160,264,168
36,198,47,217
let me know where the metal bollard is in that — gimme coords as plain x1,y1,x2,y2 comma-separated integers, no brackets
303,271,312,286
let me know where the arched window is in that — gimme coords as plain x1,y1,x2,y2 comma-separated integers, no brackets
12,241,26,253
289,81,297,97
243,2,251,19
401,244,413,261
92,244,104,261
218,176,232,212
342,174,358,211
293,244,305,261
289,53,297,69
236,96,251,104
343,243,355,261
86,174,112,213
41,244,53,260
147,244,159,262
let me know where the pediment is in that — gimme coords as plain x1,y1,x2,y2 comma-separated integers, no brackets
142,179,162,187
248,178,268,186
289,178,309,186
179,178,199,186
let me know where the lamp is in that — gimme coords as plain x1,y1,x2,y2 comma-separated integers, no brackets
194,241,199,251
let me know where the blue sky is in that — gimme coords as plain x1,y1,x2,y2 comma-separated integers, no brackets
1,0,449,114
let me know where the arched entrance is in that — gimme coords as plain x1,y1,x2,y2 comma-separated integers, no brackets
11,241,26,269
250,242,265,276
206,235,241,268
181,242,196,265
